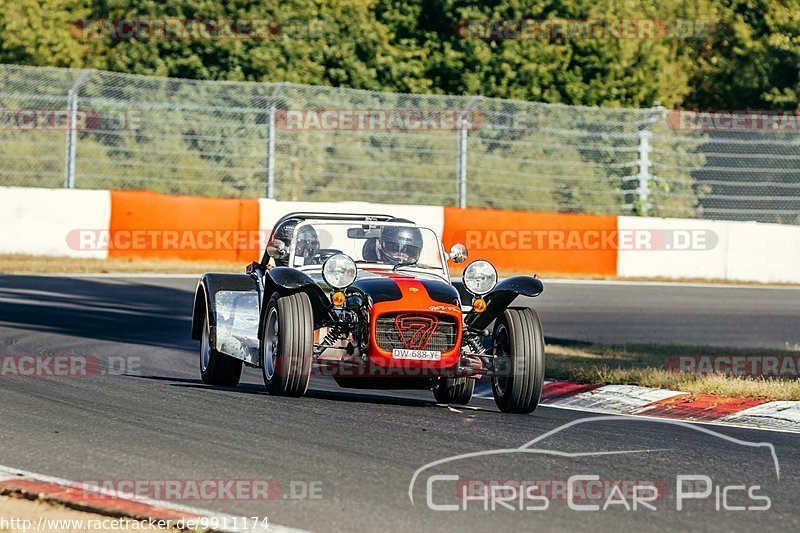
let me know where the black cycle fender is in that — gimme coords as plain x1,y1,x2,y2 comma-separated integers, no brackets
463,276,544,331
259,267,332,335
451,280,472,307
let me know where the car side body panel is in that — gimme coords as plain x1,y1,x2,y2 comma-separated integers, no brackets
191,273,261,365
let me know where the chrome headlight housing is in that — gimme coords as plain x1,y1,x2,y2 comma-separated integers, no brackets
462,260,497,295
322,254,357,289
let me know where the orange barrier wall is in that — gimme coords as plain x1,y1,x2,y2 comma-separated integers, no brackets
442,206,618,276
109,191,260,263
107,191,617,274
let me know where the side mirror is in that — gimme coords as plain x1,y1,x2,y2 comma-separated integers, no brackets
266,239,288,260
448,243,468,264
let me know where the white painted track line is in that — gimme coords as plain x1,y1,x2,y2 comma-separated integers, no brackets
0,464,308,533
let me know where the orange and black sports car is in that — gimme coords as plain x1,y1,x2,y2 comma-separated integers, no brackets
191,213,545,413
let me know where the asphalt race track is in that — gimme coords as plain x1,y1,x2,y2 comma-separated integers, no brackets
0,274,798,532
528,279,800,349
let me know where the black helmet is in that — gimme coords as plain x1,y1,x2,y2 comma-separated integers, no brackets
379,218,423,265
272,218,319,266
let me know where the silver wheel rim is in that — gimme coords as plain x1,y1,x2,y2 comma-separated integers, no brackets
263,307,279,380
200,319,211,371
493,323,509,397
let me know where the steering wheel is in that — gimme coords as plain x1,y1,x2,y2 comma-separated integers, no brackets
308,248,345,265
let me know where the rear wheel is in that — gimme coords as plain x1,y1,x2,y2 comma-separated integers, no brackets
433,377,475,405
199,312,242,387
491,307,545,414
260,292,314,396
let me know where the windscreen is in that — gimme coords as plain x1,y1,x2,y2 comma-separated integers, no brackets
288,220,445,274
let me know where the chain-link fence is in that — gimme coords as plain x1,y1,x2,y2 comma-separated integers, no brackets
1,63,799,224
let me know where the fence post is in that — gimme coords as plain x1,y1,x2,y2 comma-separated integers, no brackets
63,69,94,189
456,96,481,209
636,128,652,214
266,82,287,199
636,104,666,215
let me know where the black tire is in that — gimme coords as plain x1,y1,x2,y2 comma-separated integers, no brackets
433,377,475,405
491,307,545,414
199,312,242,387
260,292,314,397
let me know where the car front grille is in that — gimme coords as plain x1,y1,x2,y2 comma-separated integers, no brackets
375,313,458,352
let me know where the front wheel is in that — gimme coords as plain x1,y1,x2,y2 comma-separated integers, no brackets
199,312,242,387
491,307,545,414
260,292,314,396
433,377,475,405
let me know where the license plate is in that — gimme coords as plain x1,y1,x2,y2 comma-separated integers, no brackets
392,349,442,361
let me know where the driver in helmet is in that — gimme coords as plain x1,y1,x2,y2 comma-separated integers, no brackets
370,218,423,265
269,218,320,267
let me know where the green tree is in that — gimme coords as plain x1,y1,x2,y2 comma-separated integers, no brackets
686,0,800,110
0,0,95,67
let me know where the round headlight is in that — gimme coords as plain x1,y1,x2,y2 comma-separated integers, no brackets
322,254,357,289
462,260,497,295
